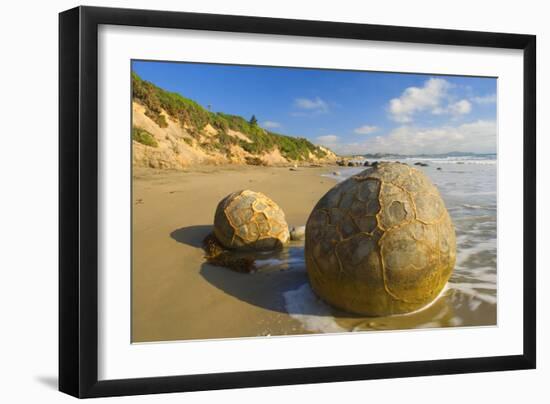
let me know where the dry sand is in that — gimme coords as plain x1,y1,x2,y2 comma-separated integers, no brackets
132,165,335,342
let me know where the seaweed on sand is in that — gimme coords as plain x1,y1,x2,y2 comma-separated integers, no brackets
202,233,256,273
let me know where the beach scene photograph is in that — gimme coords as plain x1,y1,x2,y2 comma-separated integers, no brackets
131,60,497,343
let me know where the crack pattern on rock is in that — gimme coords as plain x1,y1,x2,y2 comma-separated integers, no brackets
214,190,290,251
305,162,456,316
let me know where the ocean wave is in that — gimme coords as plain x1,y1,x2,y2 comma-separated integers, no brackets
402,157,496,165
456,234,496,251
283,283,346,333
460,203,497,210
448,282,497,305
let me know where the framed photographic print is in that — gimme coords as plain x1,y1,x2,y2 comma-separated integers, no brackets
59,6,536,398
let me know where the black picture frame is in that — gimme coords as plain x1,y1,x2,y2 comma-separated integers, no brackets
59,5,536,398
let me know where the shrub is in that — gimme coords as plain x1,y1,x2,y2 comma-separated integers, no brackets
217,131,237,147
144,109,168,128
132,127,158,147
245,156,266,166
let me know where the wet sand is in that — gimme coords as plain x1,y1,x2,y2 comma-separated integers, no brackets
132,165,335,342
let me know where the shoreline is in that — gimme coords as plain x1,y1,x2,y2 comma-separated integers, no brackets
132,163,496,342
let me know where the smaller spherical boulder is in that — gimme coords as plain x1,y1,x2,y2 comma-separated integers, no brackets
214,190,290,251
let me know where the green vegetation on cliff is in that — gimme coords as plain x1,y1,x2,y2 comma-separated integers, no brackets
132,72,330,161
132,127,158,147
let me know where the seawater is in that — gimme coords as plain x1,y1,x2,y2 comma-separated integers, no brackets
258,157,497,333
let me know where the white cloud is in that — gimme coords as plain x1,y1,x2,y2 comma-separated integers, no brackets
324,120,496,155
262,121,281,129
449,99,472,115
353,125,379,135
389,78,451,123
294,97,329,113
388,79,477,122
433,99,472,117
316,134,340,146
471,94,497,104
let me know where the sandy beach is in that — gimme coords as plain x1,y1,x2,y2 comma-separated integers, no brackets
132,165,336,342
132,162,497,343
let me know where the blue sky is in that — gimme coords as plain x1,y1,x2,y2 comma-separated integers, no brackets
133,60,497,155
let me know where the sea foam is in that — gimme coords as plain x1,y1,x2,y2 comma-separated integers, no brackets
283,283,346,333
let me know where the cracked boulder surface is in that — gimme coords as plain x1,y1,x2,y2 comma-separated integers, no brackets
305,162,456,316
214,190,290,251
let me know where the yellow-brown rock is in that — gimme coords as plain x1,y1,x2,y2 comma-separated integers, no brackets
305,162,456,316
214,190,290,251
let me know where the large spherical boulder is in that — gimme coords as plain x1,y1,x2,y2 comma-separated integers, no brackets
214,190,290,251
305,162,456,316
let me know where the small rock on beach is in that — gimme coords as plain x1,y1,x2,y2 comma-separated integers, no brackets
290,225,306,241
